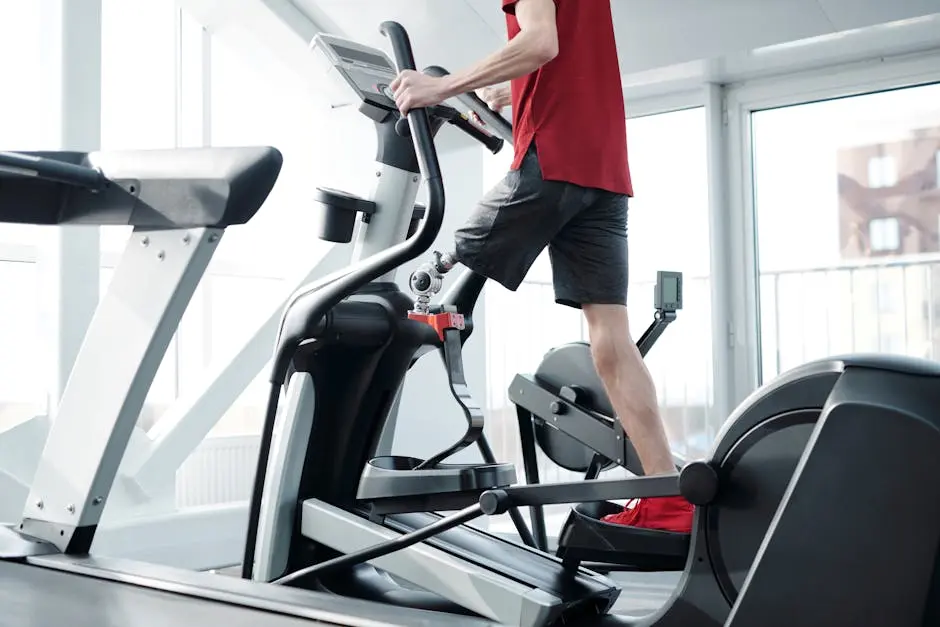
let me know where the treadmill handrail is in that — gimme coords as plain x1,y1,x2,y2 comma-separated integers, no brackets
0,147,283,228
0,150,105,189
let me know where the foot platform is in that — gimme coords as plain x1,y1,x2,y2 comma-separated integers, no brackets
556,501,690,572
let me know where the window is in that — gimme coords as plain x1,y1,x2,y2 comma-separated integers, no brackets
98,0,184,419
869,217,900,252
867,155,898,188
753,82,940,381
0,1,53,459
99,0,179,259
0,262,44,430
0,1,48,248
483,107,712,536
208,34,367,278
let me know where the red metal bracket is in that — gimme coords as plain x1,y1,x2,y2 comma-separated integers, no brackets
408,311,465,341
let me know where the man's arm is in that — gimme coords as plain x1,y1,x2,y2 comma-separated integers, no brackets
439,0,558,98
390,0,557,114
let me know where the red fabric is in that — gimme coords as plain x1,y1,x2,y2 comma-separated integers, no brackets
601,496,694,533
502,0,633,196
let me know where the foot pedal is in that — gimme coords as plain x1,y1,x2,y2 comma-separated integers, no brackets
556,501,690,572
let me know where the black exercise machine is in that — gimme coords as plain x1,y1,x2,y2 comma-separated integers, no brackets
242,21,940,627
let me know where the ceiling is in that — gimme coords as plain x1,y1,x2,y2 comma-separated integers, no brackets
183,0,940,102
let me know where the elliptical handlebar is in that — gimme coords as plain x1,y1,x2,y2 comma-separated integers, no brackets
380,22,442,182
441,108,504,154
395,105,504,155
425,66,514,145
270,21,446,384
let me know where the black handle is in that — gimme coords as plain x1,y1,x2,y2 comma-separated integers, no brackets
269,21,447,384
449,113,504,154
380,21,441,181
424,66,514,145
0,151,106,190
396,105,503,155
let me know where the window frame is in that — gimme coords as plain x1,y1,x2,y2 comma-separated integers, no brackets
725,48,940,395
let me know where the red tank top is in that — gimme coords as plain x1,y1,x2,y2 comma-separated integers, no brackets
503,0,633,196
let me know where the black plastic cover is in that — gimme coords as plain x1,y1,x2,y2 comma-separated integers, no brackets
0,147,282,228
312,187,377,243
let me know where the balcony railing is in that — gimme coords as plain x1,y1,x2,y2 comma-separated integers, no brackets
759,252,940,380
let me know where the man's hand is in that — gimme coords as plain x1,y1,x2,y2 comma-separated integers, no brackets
390,70,451,115
476,84,512,113
470,84,511,126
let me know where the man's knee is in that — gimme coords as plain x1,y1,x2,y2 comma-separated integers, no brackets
583,303,635,378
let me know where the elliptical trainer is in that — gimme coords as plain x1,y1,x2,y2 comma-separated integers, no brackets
244,22,621,627
244,21,940,627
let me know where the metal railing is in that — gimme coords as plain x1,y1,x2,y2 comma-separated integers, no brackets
759,253,940,380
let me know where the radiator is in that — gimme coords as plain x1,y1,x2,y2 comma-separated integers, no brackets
175,435,260,508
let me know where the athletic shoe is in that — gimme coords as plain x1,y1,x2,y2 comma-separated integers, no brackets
601,496,694,533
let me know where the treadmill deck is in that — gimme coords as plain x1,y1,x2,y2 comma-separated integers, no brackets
0,555,498,627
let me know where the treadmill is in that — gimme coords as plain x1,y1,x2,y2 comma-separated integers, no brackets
0,147,496,627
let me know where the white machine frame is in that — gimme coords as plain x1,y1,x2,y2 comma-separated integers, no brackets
20,226,223,551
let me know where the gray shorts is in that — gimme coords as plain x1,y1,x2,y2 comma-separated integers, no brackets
454,146,629,309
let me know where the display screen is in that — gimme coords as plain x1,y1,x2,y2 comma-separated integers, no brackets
333,44,392,70
662,277,679,302
654,272,682,310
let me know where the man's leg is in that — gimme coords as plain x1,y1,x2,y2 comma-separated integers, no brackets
581,303,676,476
548,192,693,533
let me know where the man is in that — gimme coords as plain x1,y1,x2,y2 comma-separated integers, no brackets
391,0,692,532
